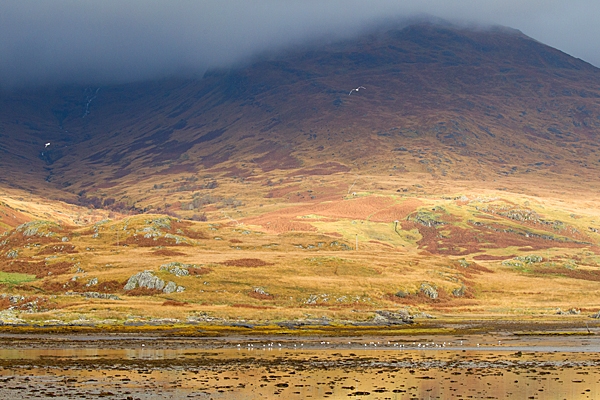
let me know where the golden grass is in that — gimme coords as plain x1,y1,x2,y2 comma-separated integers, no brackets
1,175,600,326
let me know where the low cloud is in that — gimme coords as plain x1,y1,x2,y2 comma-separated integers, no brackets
1,0,599,88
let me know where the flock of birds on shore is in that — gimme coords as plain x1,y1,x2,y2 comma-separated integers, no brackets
227,339,503,351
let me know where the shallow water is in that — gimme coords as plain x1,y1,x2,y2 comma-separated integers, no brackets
0,335,599,399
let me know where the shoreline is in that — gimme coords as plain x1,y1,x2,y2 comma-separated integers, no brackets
0,316,598,337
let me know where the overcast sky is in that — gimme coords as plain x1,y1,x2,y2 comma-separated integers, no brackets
1,0,598,88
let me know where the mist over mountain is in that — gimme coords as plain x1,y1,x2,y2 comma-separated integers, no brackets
2,1,600,88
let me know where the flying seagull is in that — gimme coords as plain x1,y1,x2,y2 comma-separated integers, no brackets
44,143,51,148
349,86,366,95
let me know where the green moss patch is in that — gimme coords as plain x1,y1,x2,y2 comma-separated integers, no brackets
0,271,36,285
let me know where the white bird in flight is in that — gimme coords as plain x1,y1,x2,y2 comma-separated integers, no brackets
349,86,366,95
44,143,50,148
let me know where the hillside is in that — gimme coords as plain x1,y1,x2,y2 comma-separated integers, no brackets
1,22,600,327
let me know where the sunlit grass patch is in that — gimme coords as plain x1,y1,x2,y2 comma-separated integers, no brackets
303,256,380,277
310,219,414,248
0,271,36,285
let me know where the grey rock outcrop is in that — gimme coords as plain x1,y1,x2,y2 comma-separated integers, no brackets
16,221,59,237
163,281,185,293
6,249,18,259
124,271,165,291
163,281,177,294
420,282,438,299
65,291,120,300
84,292,120,300
160,262,196,276
124,271,184,294
452,285,466,297
86,277,98,287
374,310,414,325
556,308,580,315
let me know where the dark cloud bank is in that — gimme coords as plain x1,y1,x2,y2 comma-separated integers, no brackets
1,0,599,89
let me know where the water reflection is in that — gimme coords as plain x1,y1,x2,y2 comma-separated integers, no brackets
0,335,598,399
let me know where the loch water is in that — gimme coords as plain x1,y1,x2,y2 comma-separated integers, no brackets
0,334,599,399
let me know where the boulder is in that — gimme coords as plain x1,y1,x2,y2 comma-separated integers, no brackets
124,271,165,291
86,277,98,287
160,262,194,276
124,271,184,294
374,310,414,325
556,308,580,315
420,282,438,299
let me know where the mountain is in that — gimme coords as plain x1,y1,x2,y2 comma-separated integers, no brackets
4,23,600,207
1,22,600,326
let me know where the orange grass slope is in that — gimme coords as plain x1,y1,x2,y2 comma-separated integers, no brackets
0,189,599,324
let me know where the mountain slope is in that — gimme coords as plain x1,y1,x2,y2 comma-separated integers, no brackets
2,22,600,325
4,23,600,210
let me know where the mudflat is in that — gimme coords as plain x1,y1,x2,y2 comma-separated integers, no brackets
1,327,599,399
